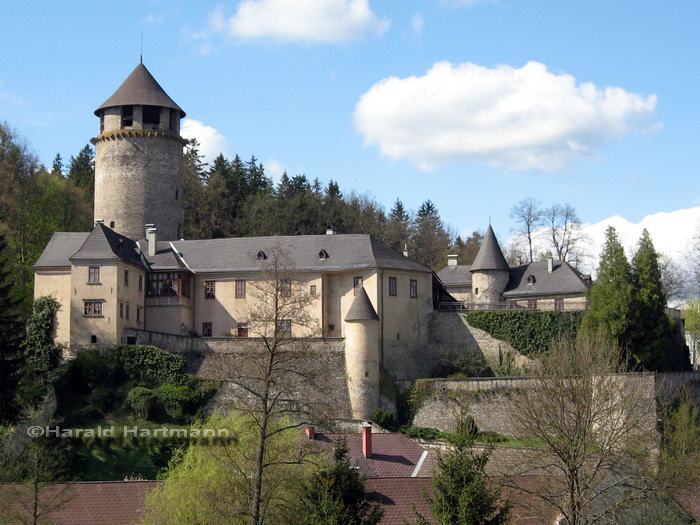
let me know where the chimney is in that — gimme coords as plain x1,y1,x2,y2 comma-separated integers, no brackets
326,227,336,235
447,254,458,266
547,256,554,274
305,426,316,440
146,225,157,257
403,243,409,258
361,424,372,459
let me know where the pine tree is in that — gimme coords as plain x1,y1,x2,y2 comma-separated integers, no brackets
630,229,681,370
67,144,94,201
0,232,24,423
385,198,411,253
411,200,452,270
51,153,63,176
296,438,383,525
582,226,634,352
413,411,511,525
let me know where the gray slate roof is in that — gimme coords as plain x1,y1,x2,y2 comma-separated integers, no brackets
95,63,185,117
33,232,90,268
168,234,430,274
470,225,509,272
503,260,592,297
436,264,472,287
69,224,146,268
345,287,380,321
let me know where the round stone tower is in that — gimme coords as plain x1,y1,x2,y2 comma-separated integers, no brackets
91,62,186,241
470,225,510,303
344,287,381,420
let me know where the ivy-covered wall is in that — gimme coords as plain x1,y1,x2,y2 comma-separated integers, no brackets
463,310,584,356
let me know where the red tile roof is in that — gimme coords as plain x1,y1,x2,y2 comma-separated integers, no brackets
0,481,158,525
314,432,432,478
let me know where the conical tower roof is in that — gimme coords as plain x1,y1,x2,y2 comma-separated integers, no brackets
470,225,509,272
345,287,380,322
95,63,185,117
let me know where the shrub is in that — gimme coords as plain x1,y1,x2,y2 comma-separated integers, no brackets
464,310,584,356
88,387,115,413
455,414,478,439
73,351,122,390
112,345,187,386
399,426,445,440
371,408,397,431
126,386,157,420
479,431,507,443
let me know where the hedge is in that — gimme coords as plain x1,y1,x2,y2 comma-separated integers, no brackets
463,310,584,356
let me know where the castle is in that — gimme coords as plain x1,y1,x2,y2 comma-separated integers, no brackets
33,63,590,419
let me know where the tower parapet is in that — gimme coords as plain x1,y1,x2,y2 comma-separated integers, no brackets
92,63,186,241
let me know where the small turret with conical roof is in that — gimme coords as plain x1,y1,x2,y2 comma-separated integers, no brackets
92,62,186,241
344,287,381,420
470,225,510,303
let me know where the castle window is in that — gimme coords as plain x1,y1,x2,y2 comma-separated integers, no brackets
147,271,190,297
99,114,104,134
88,267,100,284
169,110,178,132
319,249,329,260
124,269,129,286
202,322,212,337
119,302,124,318
138,275,143,292
121,105,133,128
353,277,363,295
237,323,249,338
257,250,267,260
281,280,292,298
554,297,564,310
475,287,479,295
388,277,397,296
410,279,418,298
125,304,130,320
310,285,317,297
137,306,142,323
175,189,179,200
143,105,160,129
204,281,216,300
328,324,335,332
277,319,292,336
91,335,98,344
235,280,246,299
84,301,103,317
110,221,115,228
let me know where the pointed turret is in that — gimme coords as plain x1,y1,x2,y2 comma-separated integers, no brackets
95,63,185,117
470,225,509,272
470,224,510,303
345,287,380,322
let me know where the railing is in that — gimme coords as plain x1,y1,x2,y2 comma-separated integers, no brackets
439,301,590,312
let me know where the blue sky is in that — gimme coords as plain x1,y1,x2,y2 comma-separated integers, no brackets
1,1,699,241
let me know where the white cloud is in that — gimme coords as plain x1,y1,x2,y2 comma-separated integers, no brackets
143,13,165,24
180,119,231,165
440,0,489,6
217,0,389,43
354,61,659,172
411,13,424,35
509,206,700,281
264,159,286,183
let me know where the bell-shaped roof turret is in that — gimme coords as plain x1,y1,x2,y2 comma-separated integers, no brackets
470,225,509,272
95,62,185,117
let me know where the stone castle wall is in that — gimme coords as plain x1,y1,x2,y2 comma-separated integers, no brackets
93,132,184,241
411,372,700,436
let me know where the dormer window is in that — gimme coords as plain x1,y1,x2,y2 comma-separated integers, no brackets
527,275,536,285
319,249,329,260
257,251,267,261
121,105,133,128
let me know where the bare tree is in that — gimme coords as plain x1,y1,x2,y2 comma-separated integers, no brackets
506,334,664,525
209,242,340,525
510,198,544,262
545,203,588,266
657,253,687,303
688,221,700,296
